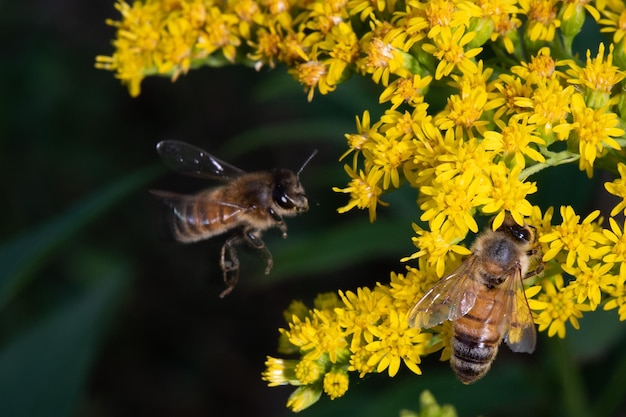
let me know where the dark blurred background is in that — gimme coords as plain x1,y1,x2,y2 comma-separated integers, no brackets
1,2,626,417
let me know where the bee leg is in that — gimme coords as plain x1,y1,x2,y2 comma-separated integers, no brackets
268,208,288,238
524,263,544,280
219,235,242,298
244,229,274,275
278,222,288,239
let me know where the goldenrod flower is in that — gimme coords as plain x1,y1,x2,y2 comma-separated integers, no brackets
528,275,589,338
323,368,349,399
421,26,482,79
482,118,546,168
569,93,623,176
540,206,608,267
365,309,430,376
262,357,301,386
333,165,387,222
598,0,626,44
286,385,323,412
605,163,626,216
566,43,625,108
604,271,626,321
518,0,561,42
603,217,626,276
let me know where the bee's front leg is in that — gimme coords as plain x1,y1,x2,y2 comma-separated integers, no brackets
219,234,242,298
268,208,288,238
244,228,274,275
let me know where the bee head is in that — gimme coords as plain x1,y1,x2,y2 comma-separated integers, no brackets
271,150,317,214
495,215,535,244
272,169,309,213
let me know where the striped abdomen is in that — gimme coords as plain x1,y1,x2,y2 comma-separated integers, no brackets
450,285,508,384
167,189,247,243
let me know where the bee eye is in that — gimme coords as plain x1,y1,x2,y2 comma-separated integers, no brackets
273,183,295,209
509,226,530,242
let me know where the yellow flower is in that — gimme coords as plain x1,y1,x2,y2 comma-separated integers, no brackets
379,73,432,110
402,223,471,278
370,126,417,189
358,32,405,86
317,22,361,84
492,73,534,121
337,287,390,351
435,84,496,139
294,358,326,384
528,275,589,338
518,0,561,42
605,163,626,216
540,206,608,267
333,165,388,222
598,0,626,44
479,163,537,229
290,59,335,101
569,93,623,176
482,119,546,168
561,262,616,310
603,217,626,276
515,77,575,139
511,46,570,83
286,385,323,412
566,43,625,108
419,171,485,235
323,368,350,400
340,111,380,168
196,6,241,62
365,309,431,376
262,357,300,386
603,270,626,321
421,26,482,79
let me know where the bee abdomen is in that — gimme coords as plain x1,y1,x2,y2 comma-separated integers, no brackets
171,197,233,242
450,334,498,384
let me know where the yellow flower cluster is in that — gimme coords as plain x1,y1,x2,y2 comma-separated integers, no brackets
97,0,626,412
262,284,435,411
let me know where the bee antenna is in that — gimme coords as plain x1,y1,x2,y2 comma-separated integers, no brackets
296,149,318,179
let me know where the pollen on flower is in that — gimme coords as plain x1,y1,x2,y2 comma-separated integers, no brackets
291,60,334,101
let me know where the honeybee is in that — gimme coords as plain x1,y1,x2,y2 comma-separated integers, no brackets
408,215,543,384
151,140,316,297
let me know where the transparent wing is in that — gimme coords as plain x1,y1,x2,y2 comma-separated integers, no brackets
156,140,245,180
503,267,537,353
150,190,251,226
408,256,481,329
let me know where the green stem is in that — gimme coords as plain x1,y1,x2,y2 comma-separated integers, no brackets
551,339,590,417
520,151,580,178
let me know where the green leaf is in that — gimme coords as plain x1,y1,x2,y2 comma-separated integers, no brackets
0,165,161,310
0,264,130,417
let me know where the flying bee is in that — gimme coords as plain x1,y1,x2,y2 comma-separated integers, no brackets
408,215,543,384
151,140,316,298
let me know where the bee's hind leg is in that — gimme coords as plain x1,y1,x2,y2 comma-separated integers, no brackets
244,228,273,275
219,235,242,298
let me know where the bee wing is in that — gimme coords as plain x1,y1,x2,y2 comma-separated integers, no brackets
150,190,252,225
408,256,481,329
156,140,245,180
503,268,537,353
